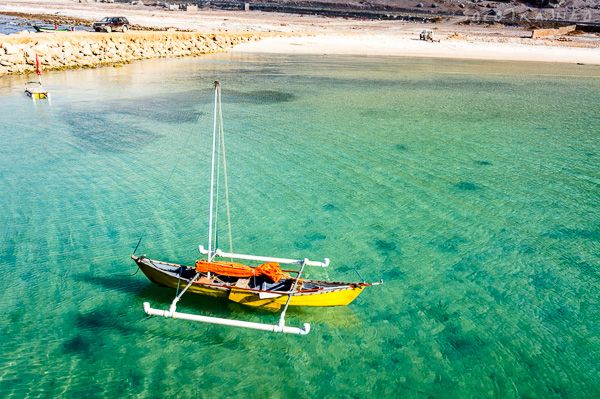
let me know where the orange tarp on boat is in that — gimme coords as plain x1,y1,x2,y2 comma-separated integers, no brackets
195,260,284,282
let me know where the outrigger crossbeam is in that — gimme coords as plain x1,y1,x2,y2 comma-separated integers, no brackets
199,245,330,267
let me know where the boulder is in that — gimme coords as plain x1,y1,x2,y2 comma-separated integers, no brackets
3,44,18,55
81,46,94,56
33,44,50,55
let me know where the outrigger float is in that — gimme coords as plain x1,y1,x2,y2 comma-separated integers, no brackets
135,82,381,335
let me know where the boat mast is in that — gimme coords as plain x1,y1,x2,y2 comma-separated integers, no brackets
207,81,220,262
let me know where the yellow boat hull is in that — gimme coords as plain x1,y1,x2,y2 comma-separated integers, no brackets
135,256,366,311
29,92,49,100
25,86,49,100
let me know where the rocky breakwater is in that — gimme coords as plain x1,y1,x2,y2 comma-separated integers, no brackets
0,31,264,76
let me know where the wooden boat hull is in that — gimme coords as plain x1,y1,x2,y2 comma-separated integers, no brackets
133,255,367,311
33,26,72,32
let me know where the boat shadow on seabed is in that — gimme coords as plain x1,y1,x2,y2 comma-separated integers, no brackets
75,272,364,333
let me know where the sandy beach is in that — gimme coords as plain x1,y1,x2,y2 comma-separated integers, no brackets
1,0,599,65
232,34,600,64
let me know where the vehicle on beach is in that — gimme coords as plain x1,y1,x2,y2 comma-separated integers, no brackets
420,29,434,42
93,17,129,32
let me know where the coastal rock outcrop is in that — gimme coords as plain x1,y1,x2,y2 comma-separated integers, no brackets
0,31,263,76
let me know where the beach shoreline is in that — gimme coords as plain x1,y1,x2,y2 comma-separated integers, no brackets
232,34,600,65
1,0,599,70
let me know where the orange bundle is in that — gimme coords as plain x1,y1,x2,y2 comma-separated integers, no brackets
195,260,254,278
195,260,285,283
254,262,284,283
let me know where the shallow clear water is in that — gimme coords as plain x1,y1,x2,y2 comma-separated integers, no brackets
0,15,89,34
0,15,34,34
0,54,599,398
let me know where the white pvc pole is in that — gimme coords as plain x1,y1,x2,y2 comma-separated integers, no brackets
207,82,219,262
198,245,330,267
278,259,307,329
144,302,310,335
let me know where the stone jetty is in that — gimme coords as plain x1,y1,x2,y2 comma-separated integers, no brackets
0,31,264,76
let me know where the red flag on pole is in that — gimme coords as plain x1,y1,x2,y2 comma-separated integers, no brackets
35,54,41,76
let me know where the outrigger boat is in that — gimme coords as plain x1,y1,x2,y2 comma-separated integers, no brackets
134,82,381,335
24,54,49,101
33,25,74,32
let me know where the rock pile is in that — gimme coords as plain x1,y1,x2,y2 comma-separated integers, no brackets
0,31,263,76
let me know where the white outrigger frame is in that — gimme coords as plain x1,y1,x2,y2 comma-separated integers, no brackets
143,249,329,335
142,81,328,335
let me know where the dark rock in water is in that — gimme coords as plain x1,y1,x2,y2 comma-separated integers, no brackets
0,238,16,265
250,90,295,103
107,226,119,240
105,90,205,124
530,270,559,290
544,227,599,241
305,232,326,242
560,253,600,279
294,240,311,250
322,203,336,211
487,285,511,305
384,267,406,280
63,335,92,356
446,331,485,354
295,232,326,249
63,111,159,153
374,239,402,260
375,239,397,252
475,160,492,166
423,300,451,323
543,304,573,324
126,369,144,389
225,90,295,104
371,223,384,231
336,264,351,273
75,308,128,332
454,181,482,191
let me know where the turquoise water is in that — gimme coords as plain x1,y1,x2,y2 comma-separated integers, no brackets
0,54,599,398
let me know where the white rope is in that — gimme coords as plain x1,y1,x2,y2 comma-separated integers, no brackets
218,87,234,256
207,82,219,262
